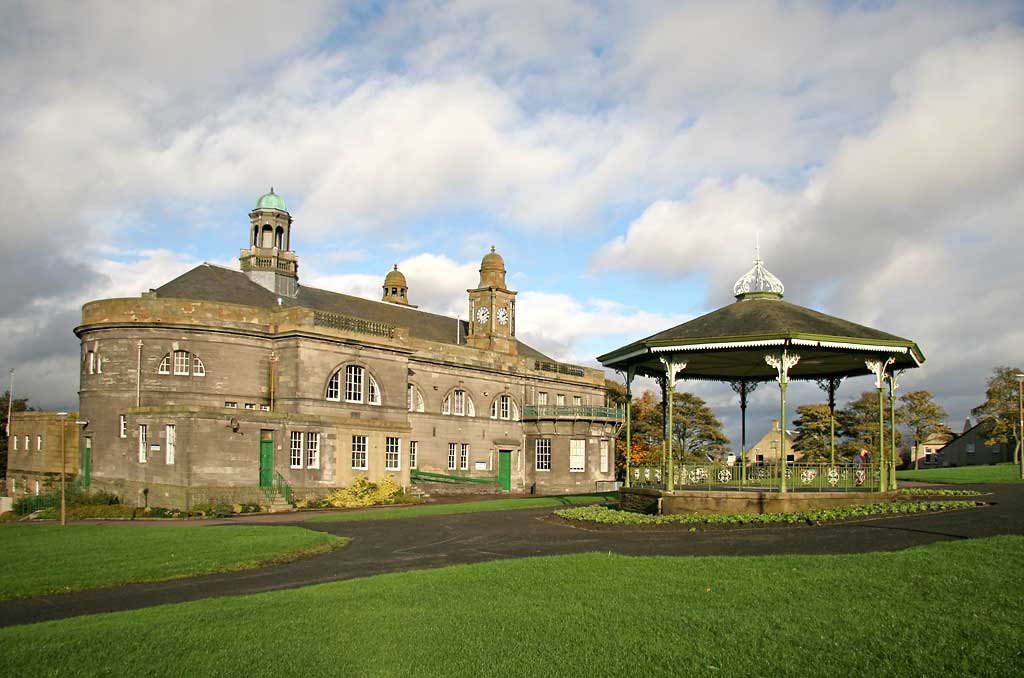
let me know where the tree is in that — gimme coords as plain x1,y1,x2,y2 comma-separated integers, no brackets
631,390,665,449
792,404,832,462
973,366,1024,463
836,390,901,461
898,390,950,469
614,390,664,477
1,390,33,477
604,379,628,408
668,391,730,462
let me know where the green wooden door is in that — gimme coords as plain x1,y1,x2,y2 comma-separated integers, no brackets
82,437,91,489
259,431,274,488
498,450,511,491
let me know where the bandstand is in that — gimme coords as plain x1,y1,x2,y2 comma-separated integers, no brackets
597,252,925,514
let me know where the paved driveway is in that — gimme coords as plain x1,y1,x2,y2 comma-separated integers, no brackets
1,484,1020,628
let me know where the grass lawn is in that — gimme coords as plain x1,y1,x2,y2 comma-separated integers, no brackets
1,537,1021,677
0,524,346,600
897,462,1023,484
306,492,615,523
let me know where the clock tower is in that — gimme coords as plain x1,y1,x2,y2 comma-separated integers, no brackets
466,246,517,354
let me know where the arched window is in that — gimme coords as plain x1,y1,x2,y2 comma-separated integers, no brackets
345,365,363,402
275,226,284,249
326,372,340,401
261,224,273,248
173,350,190,375
442,389,474,417
407,384,425,412
158,351,205,376
490,394,519,421
367,373,381,405
326,365,382,406
253,225,259,247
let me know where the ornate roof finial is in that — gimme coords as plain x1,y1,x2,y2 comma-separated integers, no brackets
733,239,784,299
393,264,398,271
490,245,496,253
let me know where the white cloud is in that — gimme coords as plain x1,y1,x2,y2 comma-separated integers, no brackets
594,26,1024,424
1,1,1021,422
515,291,685,364
306,252,480,318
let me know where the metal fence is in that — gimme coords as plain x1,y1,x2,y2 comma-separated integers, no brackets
630,463,882,492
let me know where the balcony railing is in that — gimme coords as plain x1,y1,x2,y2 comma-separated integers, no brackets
522,405,624,421
240,253,297,274
534,361,585,377
313,311,395,338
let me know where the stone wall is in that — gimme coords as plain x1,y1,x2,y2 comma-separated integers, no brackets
619,488,661,514
620,487,898,515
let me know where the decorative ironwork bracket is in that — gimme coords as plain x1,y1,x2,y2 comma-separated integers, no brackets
659,357,687,386
765,351,800,384
865,357,895,389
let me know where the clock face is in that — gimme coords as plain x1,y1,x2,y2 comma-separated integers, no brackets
476,306,490,324
496,307,508,325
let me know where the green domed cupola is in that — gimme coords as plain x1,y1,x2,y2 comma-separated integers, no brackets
242,187,299,297
255,188,288,212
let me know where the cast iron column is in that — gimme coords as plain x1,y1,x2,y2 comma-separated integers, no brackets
659,357,686,492
624,367,634,488
888,371,901,491
866,358,894,493
766,351,800,494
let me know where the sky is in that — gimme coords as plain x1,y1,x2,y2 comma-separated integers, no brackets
1,0,1022,449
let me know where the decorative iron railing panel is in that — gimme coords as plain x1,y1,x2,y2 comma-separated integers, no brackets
629,463,882,492
533,361,585,377
521,405,624,420
313,311,395,338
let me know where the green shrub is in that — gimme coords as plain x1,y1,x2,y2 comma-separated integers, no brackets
75,490,121,506
294,496,331,509
555,501,983,527
899,488,981,497
142,507,189,519
324,475,404,508
189,503,233,518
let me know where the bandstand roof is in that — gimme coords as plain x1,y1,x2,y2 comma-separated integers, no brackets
598,257,924,383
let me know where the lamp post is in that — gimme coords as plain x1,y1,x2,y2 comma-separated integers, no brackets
1016,374,1023,481
57,411,68,526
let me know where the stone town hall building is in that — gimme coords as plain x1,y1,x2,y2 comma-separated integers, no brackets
74,191,621,508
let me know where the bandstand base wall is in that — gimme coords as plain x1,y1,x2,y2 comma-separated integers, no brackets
620,487,898,516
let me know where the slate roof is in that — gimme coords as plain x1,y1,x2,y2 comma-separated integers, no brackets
598,296,924,381
635,297,913,349
153,264,555,362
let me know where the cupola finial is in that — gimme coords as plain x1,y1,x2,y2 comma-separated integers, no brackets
733,239,784,300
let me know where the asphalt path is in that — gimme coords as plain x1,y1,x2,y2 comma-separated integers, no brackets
1,484,1021,628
